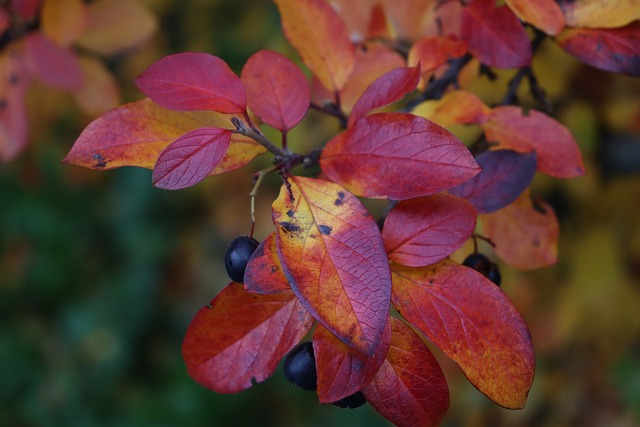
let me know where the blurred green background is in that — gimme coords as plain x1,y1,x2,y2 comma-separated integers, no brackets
2,1,640,426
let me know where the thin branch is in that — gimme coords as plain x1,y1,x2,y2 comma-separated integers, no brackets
249,165,277,235
231,117,287,157
310,101,348,129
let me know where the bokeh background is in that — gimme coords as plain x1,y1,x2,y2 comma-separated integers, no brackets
2,0,640,426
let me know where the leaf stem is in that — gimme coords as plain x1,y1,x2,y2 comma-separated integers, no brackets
310,101,348,128
231,117,287,157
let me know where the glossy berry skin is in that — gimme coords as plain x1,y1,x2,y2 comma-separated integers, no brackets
331,391,367,409
283,342,317,391
463,252,502,286
224,235,259,283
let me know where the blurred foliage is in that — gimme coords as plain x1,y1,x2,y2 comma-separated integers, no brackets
1,0,640,426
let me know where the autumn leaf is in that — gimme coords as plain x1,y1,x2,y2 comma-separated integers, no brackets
321,112,480,200
382,193,477,267
556,22,640,77
313,320,390,403
182,283,314,394
482,106,585,178
135,53,247,114
408,36,468,74
413,90,491,128
11,0,40,20
40,0,87,46
362,317,450,427
391,260,535,409
327,0,383,43
244,233,291,294
73,55,120,117
480,189,559,270
559,0,640,29
448,150,537,214
272,177,391,355
461,0,532,68
63,99,265,172
275,0,355,93
348,65,421,127
505,0,565,36
241,50,309,133
0,50,29,162
382,0,436,41
23,32,83,90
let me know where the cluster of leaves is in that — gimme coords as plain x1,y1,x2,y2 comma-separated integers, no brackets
0,0,156,162
64,0,639,426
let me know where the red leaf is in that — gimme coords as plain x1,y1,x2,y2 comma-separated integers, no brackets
382,193,477,267
480,190,558,269
391,260,535,409
23,32,83,90
320,112,480,200
272,177,391,355
182,283,314,394
461,0,531,68
135,53,247,114
408,36,468,73
241,50,309,132
362,317,450,427
482,106,585,178
274,0,355,93
11,0,41,20
505,0,565,36
152,127,232,190
448,150,537,214
244,233,291,294
348,65,421,127
0,50,29,162
64,99,265,172
556,22,640,77
313,320,391,403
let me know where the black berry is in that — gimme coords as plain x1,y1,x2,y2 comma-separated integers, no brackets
462,252,502,286
331,391,367,409
283,342,317,391
224,235,259,283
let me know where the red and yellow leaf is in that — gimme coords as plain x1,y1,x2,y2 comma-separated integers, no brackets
482,106,585,178
241,50,309,133
556,22,640,77
362,317,450,427
313,319,391,403
272,177,391,355
23,32,83,90
448,150,537,214
391,260,535,409
73,55,120,117
480,190,559,270
135,53,247,114
152,127,232,190
75,0,157,57
559,0,640,29
182,283,314,394
408,36,468,74
413,90,491,128
505,0,565,36
41,0,87,46
0,50,29,162
63,99,265,172
348,65,421,127
275,0,355,93
321,112,480,200
382,193,477,267
244,233,291,294
461,0,531,68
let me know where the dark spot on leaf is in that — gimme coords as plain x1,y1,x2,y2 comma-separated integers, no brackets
280,221,300,233
93,153,108,168
318,225,332,235
0,99,6,110
270,265,278,273
532,239,540,247
286,209,295,217
334,198,343,206
205,303,213,309
338,191,345,200
429,279,434,284
9,74,19,85
362,211,370,217
310,234,316,239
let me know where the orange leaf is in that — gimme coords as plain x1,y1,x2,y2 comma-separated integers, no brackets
0,50,29,162
560,0,640,29
313,319,390,403
275,0,354,93
480,190,559,270
182,283,314,393
41,0,86,46
327,0,382,43
391,260,535,409
482,106,585,178
73,55,120,117
75,0,157,57
556,22,640,77
244,233,291,294
64,99,265,172
408,36,468,73
383,0,436,41
505,0,565,36
414,90,491,128
362,317,450,427
272,177,391,355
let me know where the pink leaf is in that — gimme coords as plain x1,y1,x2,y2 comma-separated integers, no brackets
135,53,246,114
244,233,291,294
23,32,83,90
0,50,29,162
152,127,232,190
